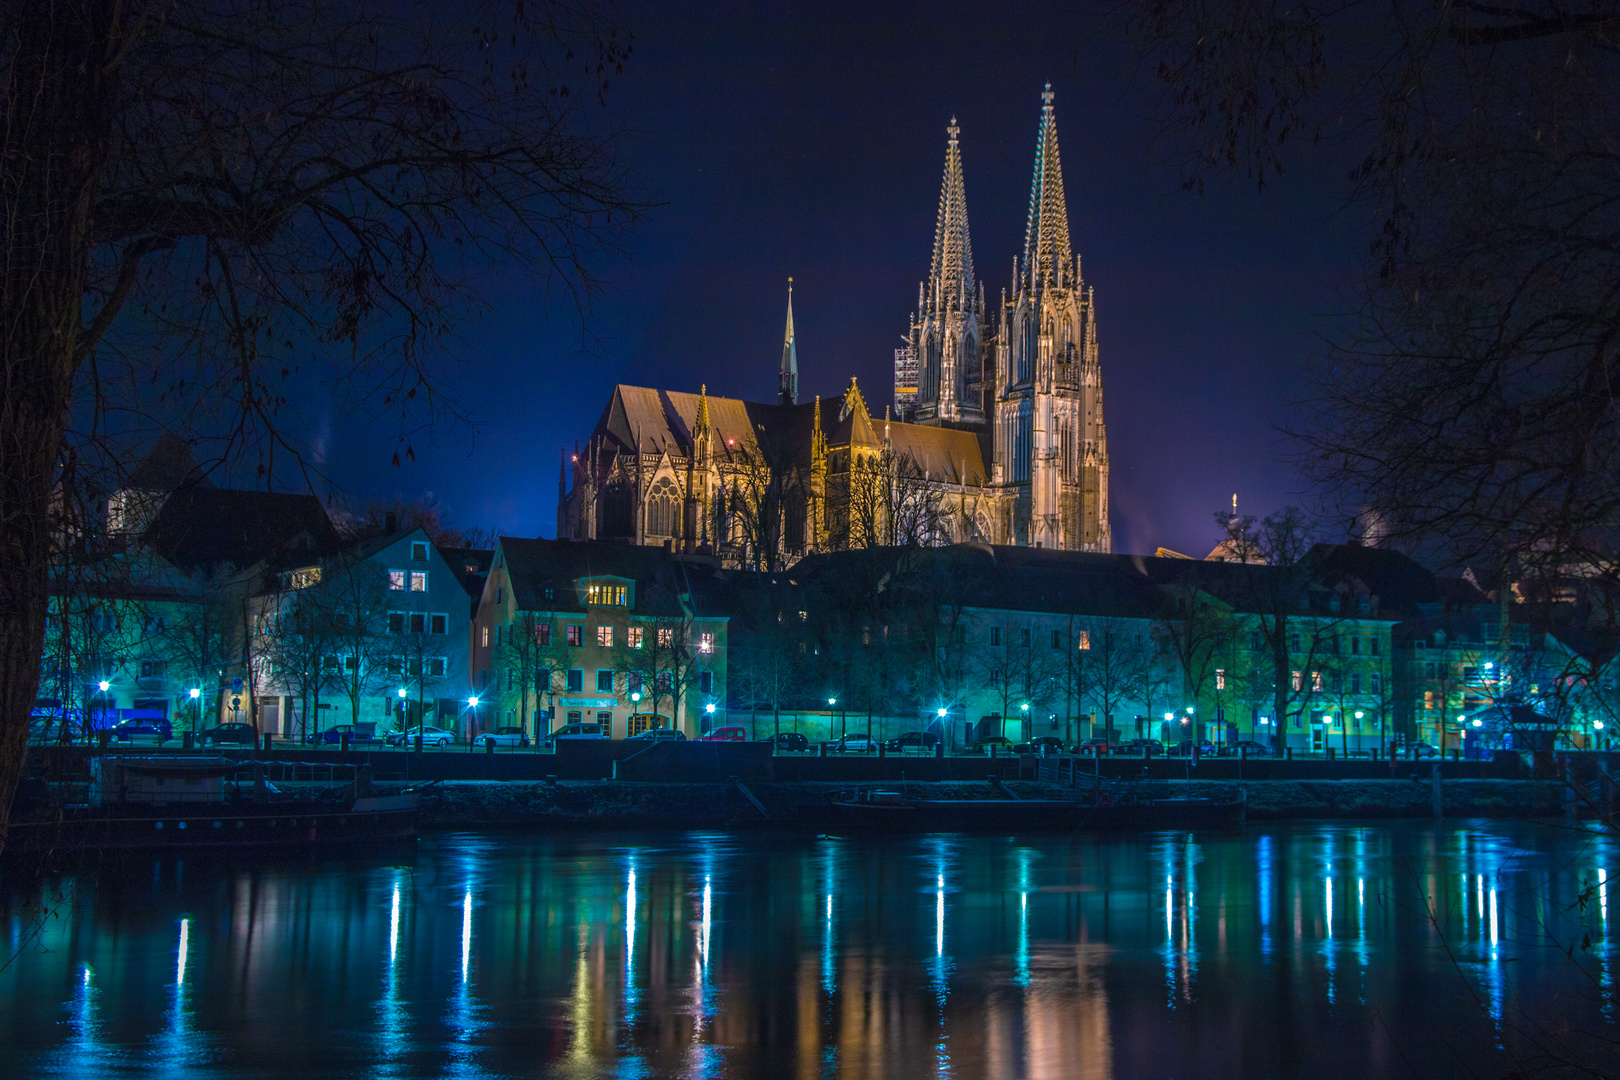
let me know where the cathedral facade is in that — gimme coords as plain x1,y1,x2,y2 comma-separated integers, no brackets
559,86,1111,563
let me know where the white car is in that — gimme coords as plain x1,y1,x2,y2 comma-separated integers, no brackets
471,727,530,748
386,725,456,747
544,722,608,747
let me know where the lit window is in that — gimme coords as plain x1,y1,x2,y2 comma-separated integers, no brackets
597,625,614,648
410,572,427,591
587,584,627,606
627,627,643,649
657,628,674,648
1215,668,1226,691
1312,670,1323,691
1291,670,1303,691
699,632,715,654
1076,630,1090,651
389,570,405,590
535,623,551,646
481,626,489,648
566,625,583,647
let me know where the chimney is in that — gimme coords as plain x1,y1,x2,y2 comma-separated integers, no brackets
384,511,398,535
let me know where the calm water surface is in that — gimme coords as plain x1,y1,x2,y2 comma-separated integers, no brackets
1,822,1615,1079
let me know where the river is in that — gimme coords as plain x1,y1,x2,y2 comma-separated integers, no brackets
1,822,1614,1078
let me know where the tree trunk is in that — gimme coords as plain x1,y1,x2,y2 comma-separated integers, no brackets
1272,617,1290,757
0,0,114,853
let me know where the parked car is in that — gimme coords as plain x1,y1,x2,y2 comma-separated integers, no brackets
544,722,608,748
884,730,940,753
380,731,453,748
769,732,810,752
1024,736,1067,755
1074,738,1113,755
1231,740,1271,755
108,718,172,745
1119,738,1166,756
471,726,529,748
28,714,80,744
1169,739,1218,757
313,723,383,746
967,735,1017,755
701,726,748,742
198,722,257,747
1408,742,1442,758
831,733,879,754
626,727,686,742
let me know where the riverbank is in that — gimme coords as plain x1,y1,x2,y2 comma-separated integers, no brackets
388,777,1574,829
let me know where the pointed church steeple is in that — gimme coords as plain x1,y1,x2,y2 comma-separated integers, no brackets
1022,83,1072,290
927,117,975,314
779,278,798,406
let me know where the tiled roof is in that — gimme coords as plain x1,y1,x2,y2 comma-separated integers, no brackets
141,488,338,572
496,537,731,618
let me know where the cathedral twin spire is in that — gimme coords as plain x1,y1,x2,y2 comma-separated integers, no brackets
926,118,976,315
1022,82,1073,291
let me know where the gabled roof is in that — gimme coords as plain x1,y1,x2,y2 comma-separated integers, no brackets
141,488,338,573
495,537,731,619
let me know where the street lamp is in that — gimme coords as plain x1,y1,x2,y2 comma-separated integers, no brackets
189,687,201,699
398,687,407,698
98,680,109,692
467,696,479,707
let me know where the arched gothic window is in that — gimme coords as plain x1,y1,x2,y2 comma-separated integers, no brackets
646,479,679,538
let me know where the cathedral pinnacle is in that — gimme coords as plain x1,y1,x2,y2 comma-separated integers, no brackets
1022,83,1072,291
927,118,975,316
779,278,798,406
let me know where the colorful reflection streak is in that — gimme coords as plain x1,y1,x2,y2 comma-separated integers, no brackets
0,823,1614,1079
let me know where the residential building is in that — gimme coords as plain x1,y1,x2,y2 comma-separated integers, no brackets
473,539,730,740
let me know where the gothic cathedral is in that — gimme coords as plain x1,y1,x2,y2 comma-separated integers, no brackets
559,86,1111,562
896,84,1111,552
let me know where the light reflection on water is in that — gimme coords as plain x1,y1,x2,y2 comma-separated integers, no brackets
1,821,1615,1080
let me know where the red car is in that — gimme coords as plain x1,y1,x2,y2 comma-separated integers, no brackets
701,726,748,742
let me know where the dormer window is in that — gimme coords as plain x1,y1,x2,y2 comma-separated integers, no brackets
585,582,627,606
1329,594,1341,613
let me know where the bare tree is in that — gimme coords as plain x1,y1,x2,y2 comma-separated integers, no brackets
1081,617,1145,746
840,446,950,551
1132,0,1620,696
0,0,640,847
1153,570,1237,742
718,426,810,571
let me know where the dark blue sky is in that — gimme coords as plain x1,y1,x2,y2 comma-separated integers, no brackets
326,0,1363,556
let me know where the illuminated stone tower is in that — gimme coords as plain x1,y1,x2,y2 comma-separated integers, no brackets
903,118,985,426
992,84,1110,551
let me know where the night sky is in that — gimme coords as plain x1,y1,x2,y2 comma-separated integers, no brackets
325,0,1363,556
